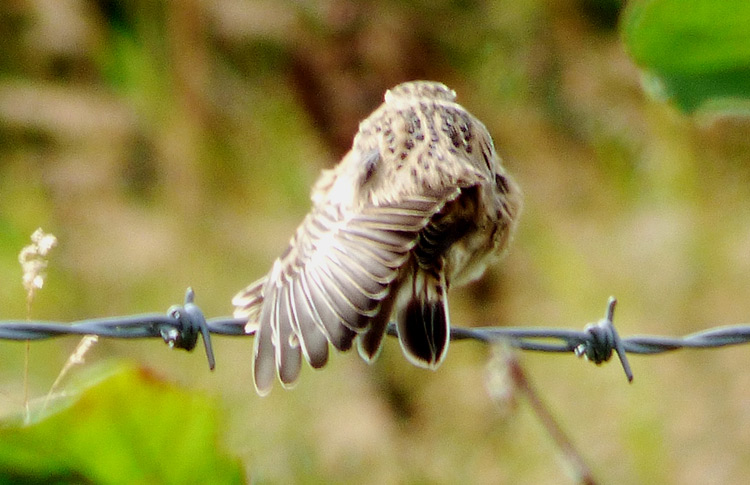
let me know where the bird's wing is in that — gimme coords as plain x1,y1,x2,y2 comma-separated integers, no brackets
233,188,462,395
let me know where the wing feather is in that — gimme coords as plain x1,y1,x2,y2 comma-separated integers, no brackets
307,260,371,330
320,256,381,315
337,231,410,268
302,267,357,350
289,277,329,368
232,278,265,333
234,188,465,392
342,224,414,249
331,243,396,285
252,270,279,396
275,283,302,386
325,248,389,301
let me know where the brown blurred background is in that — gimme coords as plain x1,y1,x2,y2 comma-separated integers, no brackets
2,0,750,483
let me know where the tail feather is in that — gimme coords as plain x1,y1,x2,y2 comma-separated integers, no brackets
395,270,450,369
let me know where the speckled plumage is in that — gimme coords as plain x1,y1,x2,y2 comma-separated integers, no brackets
233,81,522,395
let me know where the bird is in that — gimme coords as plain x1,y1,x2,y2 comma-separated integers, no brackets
233,81,522,395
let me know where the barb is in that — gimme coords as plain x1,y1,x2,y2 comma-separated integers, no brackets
3,291,750,378
0,288,247,371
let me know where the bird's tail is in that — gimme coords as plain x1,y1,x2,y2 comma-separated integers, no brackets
395,268,450,369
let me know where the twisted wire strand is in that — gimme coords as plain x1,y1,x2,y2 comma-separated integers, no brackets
2,290,750,381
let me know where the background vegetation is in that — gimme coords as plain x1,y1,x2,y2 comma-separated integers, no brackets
1,0,750,482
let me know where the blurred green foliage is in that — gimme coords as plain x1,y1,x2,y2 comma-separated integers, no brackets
0,363,243,484
0,0,750,483
623,0,750,113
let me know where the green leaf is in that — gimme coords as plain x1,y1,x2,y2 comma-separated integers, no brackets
0,364,244,484
622,0,750,114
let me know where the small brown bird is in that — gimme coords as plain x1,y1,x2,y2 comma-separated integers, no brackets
233,81,522,395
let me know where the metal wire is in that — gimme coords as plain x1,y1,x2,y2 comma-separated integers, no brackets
3,289,750,381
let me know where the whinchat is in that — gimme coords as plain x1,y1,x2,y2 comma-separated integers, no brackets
233,81,522,395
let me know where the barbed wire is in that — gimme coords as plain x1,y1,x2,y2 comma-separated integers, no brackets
2,289,750,381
